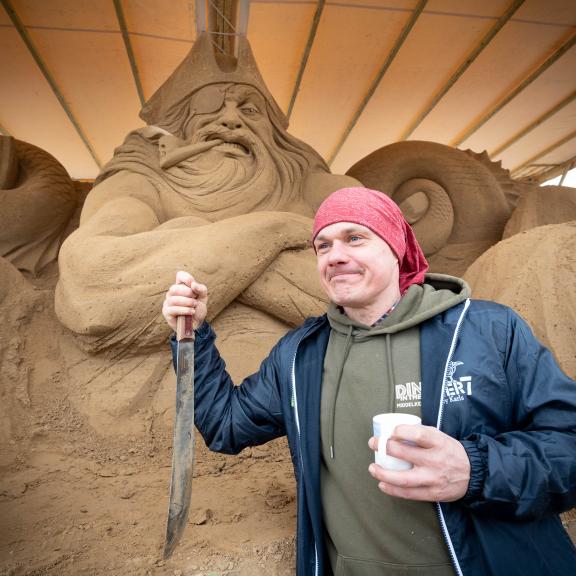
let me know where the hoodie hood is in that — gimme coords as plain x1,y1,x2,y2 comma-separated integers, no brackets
327,273,470,337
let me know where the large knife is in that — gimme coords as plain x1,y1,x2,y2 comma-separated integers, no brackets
163,313,196,559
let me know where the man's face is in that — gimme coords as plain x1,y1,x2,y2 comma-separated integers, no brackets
184,83,275,166
314,222,400,318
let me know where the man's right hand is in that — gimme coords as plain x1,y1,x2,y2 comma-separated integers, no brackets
162,270,208,332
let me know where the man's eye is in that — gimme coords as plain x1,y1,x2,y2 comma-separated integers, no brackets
349,235,361,242
316,242,329,252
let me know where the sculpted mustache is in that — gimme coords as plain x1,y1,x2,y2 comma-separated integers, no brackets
197,128,258,151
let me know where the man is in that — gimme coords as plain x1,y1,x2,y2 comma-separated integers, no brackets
162,187,576,575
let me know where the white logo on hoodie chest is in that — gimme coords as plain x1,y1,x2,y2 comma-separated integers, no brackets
395,381,421,408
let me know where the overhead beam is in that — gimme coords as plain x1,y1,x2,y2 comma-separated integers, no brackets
195,0,207,33
400,0,525,142
0,0,102,168
236,0,250,38
510,128,576,178
196,0,249,56
526,153,576,184
490,90,576,158
208,0,238,55
559,159,574,185
113,0,145,106
287,0,325,119
452,31,576,148
327,0,427,166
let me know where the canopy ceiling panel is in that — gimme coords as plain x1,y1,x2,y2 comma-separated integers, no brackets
18,8,143,167
506,101,576,171
248,1,317,112
516,133,576,178
462,43,576,156
329,0,511,172
287,0,417,161
409,18,574,145
0,13,100,175
122,0,197,101
518,0,576,23
0,0,575,184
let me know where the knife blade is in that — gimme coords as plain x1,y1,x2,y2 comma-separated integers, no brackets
163,313,196,559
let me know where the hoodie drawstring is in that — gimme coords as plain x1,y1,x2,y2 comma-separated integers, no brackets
329,330,396,459
385,334,396,411
329,325,353,459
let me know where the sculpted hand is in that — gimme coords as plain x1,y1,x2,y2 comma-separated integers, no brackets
162,270,208,332
368,425,470,502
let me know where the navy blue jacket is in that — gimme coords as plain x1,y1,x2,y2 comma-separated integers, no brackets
173,299,576,575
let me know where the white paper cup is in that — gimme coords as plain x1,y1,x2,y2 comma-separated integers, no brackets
372,413,421,470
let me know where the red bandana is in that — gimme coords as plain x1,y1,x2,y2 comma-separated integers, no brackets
312,187,429,294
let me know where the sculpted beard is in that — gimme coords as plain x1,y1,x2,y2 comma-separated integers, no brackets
158,98,325,219
161,123,282,219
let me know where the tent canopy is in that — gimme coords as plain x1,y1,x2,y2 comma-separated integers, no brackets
1,0,575,182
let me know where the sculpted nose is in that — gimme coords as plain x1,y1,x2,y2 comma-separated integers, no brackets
219,107,243,130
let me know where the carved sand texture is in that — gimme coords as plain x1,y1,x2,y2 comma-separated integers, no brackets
346,141,514,276
0,137,78,274
464,222,576,378
54,33,357,354
504,184,576,238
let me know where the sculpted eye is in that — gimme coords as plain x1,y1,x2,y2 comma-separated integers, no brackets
240,103,260,116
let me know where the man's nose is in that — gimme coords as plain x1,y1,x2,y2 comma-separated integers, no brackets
219,106,243,130
327,241,349,264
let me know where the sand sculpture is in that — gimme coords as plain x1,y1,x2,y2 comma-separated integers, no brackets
0,30,572,433
465,221,576,377
0,136,78,274
54,33,359,355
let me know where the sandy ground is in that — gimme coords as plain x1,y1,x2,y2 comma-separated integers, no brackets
0,260,299,576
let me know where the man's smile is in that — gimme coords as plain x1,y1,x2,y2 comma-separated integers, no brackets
328,269,363,282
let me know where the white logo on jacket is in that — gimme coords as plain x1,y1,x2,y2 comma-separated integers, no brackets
443,361,472,403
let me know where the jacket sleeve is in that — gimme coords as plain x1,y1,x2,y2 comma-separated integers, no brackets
170,322,288,455
460,308,576,520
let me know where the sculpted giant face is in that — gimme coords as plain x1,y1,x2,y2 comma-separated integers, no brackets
150,80,326,219
178,83,275,181
161,82,300,217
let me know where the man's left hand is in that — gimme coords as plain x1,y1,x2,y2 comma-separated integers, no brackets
368,425,470,502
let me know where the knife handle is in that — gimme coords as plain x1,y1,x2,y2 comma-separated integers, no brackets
176,315,195,341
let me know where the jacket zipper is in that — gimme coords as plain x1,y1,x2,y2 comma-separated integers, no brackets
291,336,320,576
435,298,470,576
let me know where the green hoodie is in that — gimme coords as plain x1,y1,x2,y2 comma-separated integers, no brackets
320,274,470,576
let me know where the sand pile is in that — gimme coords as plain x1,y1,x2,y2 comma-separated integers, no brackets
465,222,576,378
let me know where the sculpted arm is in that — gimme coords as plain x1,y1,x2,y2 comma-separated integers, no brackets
55,174,314,353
